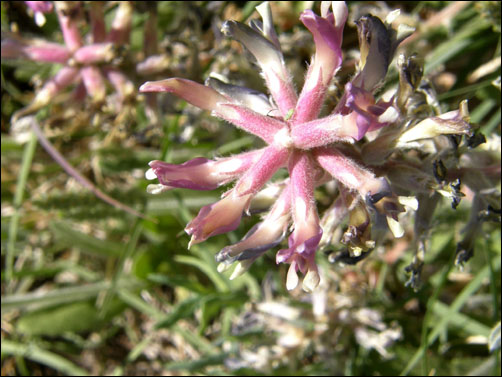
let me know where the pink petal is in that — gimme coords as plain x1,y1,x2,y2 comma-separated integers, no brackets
139,78,227,112
73,43,115,64
216,103,285,144
146,149,264,191
314,147,391,201
185,191,253,247
89,2,107,43
81,66,106,102
276,151,322,291
55,2,83,51
345,83,398,140
136,55,170,76
1,39,70,63
233,145,289,196
216,183,291,263
107,1,133,44
34,66,80,105
291,113,357,149
104,68,135,101
25,1,53,13
294,7,346,123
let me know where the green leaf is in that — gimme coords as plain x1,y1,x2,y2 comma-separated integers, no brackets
50,221,123,258
1,340,89,376
154,295,202,329
2,279,140,312
16,300,124,336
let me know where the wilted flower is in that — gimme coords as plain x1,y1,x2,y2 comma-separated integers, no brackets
141,2,497,291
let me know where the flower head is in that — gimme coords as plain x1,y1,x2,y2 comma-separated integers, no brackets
141,2,483,291
2,1,135,121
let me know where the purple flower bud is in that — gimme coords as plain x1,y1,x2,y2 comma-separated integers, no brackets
55,2,84,52
89,2,106,43
1,38,70,63
107,1,133,44
80,66,106,102
73,43,116,65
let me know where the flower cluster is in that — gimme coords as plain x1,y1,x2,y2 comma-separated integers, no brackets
141,1,496,292
2,1,135,121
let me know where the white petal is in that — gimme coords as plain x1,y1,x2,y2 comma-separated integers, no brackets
286,263,299,290
302,269,320,292
145,168,157,180
146,184,171,195
387,216,404,238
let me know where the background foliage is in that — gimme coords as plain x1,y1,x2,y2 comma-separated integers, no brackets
1,1,501,375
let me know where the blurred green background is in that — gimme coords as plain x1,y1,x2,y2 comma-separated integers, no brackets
1,1,500,375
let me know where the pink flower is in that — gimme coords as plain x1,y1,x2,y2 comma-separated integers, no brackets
2,1,134,119
141,2,476,291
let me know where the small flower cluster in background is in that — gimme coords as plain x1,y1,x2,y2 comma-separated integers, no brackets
3,2,134,119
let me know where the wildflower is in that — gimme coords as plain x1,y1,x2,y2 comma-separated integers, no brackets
2,1,135,120
142,2,486,291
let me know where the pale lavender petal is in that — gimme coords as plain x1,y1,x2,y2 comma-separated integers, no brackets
397,100,472,145
254,1,281,49
205,77,274,116
221,20,297,117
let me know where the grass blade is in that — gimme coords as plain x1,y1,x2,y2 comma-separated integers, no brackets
1,340,89,376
